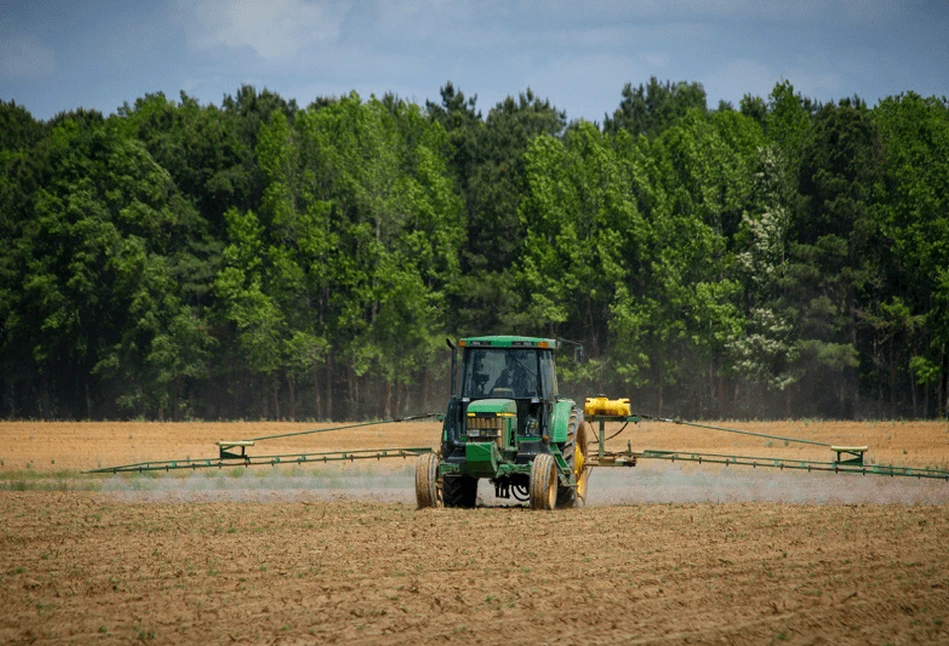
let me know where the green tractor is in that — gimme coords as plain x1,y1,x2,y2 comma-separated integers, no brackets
416,335,592,510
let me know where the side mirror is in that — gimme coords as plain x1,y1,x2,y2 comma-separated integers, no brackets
447,338,458,396
557,338,585,364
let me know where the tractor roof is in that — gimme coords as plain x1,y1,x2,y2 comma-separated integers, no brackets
458,335,559,349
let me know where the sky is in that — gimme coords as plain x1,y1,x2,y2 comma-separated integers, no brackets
1,0,948,123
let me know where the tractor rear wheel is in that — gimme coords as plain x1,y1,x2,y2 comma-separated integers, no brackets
529,453,557,510
556,409,591,508
575,421,593,504
415,453,442,509
443,475,478,508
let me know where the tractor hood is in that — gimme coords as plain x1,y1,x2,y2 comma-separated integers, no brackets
466,398,517,416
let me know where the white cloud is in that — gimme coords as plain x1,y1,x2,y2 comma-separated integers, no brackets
0,32,55,80
179,0,346,60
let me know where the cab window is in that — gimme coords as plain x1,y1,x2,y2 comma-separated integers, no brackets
462,348,539,399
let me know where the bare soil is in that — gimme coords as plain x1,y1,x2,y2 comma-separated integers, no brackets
2,419,949,644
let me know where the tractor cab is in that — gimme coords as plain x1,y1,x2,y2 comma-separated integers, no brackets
459,337,558,437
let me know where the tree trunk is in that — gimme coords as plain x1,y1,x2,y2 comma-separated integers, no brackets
422,367,430,413
347,365,358,420
657,365,664,417
273,374,281,421
911,378,918,419
936,343,949,419
313,367,322,421
41,378,51,421
890,339,896,416
395,381,405,418
715,361,726,418
587,302,599,358
6,380,14,419
171,377,181,422
288,372,296,421
326,357,334,422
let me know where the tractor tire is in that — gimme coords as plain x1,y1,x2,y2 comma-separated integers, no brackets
556,409,592,508
529,453,557,510
575,421,593,504
415,453,442,509
442,475,478,508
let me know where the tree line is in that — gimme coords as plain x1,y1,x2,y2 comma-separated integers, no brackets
2,78,948,421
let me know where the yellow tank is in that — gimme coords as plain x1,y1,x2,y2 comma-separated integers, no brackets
584,396,631,417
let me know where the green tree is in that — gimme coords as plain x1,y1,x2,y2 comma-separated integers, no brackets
292,93,462,417
604,77,707,138
782,97,880,416
872,92,949,416
453,89,566,335
6,111,210,418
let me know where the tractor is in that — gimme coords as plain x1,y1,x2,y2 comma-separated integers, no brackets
415,335,592,510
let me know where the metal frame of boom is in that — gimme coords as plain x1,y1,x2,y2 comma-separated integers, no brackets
88,408,949,483
584,413,949,481
86,415,438,475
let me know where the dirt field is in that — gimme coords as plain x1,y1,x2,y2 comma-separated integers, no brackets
2,419,949,644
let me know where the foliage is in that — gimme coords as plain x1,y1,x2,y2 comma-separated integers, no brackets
2,81,949,420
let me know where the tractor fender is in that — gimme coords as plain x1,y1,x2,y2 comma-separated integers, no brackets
548,399,576,444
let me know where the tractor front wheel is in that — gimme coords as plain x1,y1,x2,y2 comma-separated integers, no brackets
529,453,557,510
415,453,442,509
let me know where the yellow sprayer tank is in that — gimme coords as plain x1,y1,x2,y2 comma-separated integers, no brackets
584,396,631,417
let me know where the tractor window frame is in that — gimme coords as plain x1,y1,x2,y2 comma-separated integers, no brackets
539,350,558,399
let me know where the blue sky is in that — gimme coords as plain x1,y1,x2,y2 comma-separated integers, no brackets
2,0,947,123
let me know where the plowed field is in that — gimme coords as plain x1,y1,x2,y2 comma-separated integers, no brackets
2,419,949,644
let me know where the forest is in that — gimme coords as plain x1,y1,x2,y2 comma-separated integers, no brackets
2,78,948,421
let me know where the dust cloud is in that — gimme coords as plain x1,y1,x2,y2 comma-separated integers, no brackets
584,462,949,506
101,465,416,504
100,461,949,506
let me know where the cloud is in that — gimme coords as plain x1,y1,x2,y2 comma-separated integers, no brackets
179,0,346,60
0,32,55,80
